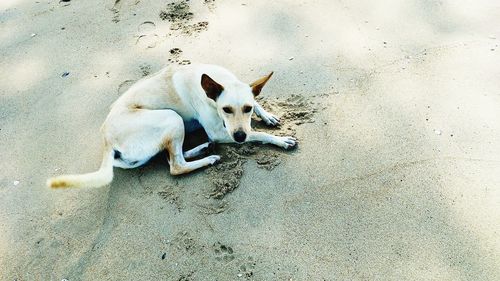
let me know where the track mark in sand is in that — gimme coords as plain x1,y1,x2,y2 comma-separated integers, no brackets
117,79,135,94
162,231,205,278
160,0,209,36
110,0,140,23
195,200,228,215
256,94,317,136
135,34,159,49
168,48,191,65
213,242,235,262
159,1,193,22
158,184,183,212
116,64,155,94
177,271,195,281
255,152,281,170
238,256,257,279
169,231,201,253
135,21,160,49
134,0,212,49
163,232,259,278
207,145,255,199
180,21,208,36
204,0,216,11
139,63,151,77
138,21,155,32
207,159,244,199
170,47,183,56
213,243,258,279
135,33,159,49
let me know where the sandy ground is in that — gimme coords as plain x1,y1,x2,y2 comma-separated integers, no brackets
1,0,500,280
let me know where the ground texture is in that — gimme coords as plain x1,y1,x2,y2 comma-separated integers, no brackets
1,0,499,280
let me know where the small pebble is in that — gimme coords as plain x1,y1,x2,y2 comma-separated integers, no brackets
434,129,442,135
237,273,243,277
61,72,70,77
288,57,294,61
13,180,20,186
161,253,166,260
30,33,37,37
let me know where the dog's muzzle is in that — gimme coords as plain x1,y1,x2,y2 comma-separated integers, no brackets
233,131,247,143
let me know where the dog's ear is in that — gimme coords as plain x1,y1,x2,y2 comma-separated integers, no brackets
201,74,224,101
250,72,273,96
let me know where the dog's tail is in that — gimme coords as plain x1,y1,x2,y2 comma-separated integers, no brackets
47,144,115,189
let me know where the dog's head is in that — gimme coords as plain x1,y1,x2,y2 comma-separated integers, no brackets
201,72,273,143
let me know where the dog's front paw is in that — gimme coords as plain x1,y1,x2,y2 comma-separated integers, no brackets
277,136,297,150
261,113,280,126
207,155,221,165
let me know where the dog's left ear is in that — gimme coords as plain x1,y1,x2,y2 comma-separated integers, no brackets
250,72,273,96
201,74,224,101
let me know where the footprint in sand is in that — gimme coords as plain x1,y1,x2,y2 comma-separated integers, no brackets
160,1,210,36
238,256,257,278
117,64,153,94
117,79,135,94
255,152,282,171
139,63,152,77
204,0,217,11
158,187,183,212
138,21,156,32
167,48,192,65
135,21,160,49
213,242,235,262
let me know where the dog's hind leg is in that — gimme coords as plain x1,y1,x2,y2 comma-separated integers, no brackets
165,139,220,175
157,115,219,175
108,109,219,175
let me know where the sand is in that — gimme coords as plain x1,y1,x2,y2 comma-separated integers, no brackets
1,0,500,280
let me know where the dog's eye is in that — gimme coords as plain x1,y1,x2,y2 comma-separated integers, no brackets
243,106,253,113
222,107,233,114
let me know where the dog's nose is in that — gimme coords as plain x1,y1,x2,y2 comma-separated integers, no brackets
233,131,247,143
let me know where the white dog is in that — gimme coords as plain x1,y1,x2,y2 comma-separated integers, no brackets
47,64,297,189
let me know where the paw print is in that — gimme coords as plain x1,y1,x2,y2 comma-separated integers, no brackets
213,242,235,262
135,21,160,49
238,256,256,278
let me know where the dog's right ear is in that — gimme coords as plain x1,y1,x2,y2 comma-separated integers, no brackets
201,74,224,101
250,72,273,97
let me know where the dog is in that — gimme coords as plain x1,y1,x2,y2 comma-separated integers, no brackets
47,64,297,189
